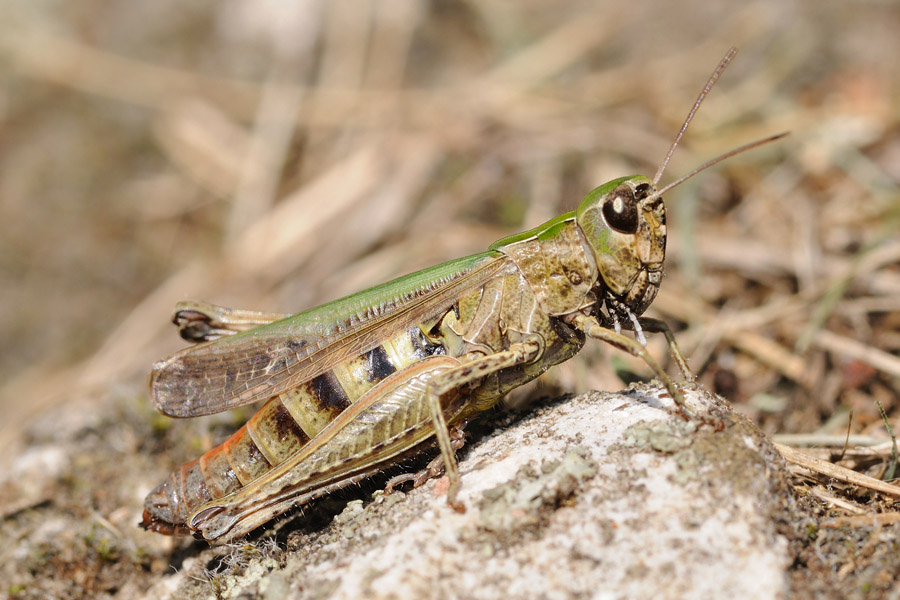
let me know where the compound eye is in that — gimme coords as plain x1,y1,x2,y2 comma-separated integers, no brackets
602,188,639,234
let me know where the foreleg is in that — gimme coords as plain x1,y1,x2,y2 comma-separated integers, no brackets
637,316,694,381
568,313,691,417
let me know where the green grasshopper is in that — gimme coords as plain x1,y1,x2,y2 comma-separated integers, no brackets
141,49,783,544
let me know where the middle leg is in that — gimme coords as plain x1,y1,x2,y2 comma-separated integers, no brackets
424,338,543,509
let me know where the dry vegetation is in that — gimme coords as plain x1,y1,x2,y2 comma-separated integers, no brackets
0,1,898,598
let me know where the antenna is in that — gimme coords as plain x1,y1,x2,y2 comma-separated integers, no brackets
651,132,789,200
652,47,737,186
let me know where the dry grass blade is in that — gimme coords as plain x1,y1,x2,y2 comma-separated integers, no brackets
807,487,868,515
775,442,900,498
812,330,900,380
821,513,900,528
771,433,883,447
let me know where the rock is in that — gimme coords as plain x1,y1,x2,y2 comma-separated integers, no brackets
150,384,795,600
1,383,800,599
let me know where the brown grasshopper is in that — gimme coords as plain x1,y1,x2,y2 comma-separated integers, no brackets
141,48,783,544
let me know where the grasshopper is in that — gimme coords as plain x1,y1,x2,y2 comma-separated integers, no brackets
141,49,783,544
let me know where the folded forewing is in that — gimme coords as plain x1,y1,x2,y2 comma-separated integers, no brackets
151,252,512,417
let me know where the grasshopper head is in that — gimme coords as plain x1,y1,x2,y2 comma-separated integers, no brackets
576,175,666,318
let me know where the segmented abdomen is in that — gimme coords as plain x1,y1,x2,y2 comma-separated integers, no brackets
142,324,444,533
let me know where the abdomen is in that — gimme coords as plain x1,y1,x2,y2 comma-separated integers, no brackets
141,325,444,534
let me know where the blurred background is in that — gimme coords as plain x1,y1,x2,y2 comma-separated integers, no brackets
2,0,899,444
2,0,899,447
0,0,898,591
